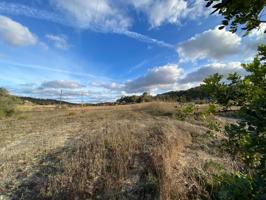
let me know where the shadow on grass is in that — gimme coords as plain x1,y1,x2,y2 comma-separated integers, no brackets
10,147,69,200
10,138,161,200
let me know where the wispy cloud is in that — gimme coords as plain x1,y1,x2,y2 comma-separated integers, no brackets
0,2,174,50
46,34,69,50
12,80,122,103
0,2,66,25
0,59,110,80
39,80,84,89
115,30,175,49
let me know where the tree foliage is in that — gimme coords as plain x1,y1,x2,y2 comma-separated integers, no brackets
116,92,153,104
0,87,9,96
0,88,18,118
157,86,209,102
116,87,210,104
202,72,245,109
206,0,266,34
203,45,266,198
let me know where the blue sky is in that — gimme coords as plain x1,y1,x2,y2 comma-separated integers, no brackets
0,0,265,103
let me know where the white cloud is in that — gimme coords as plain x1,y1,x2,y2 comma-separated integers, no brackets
122,62,246,94
18,87,92,102
39,80,83,89
14,60,249,102
172,82,201,91
177,27,241,62
186,0,211,20
93,61,247,95
51,0,131,31
0,1,207,50
0,15,37,47
50,0,176,49
179,62,246,84
16,81,123,103
90,64,183,94
129,0,187,28
249,23,266,40
243,24,266,56
128,0,210,28
0,2,65,25
115,30,175,49
46,34,69,50
124,64,183,93
50,0,211,30
92,82,124,90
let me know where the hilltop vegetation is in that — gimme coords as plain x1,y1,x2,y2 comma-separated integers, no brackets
0,88,20,118
0,86,210,110
157,86,209,102
116,86,209,104
18,96,76,106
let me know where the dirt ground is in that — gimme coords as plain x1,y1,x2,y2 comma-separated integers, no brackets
0,102,234,200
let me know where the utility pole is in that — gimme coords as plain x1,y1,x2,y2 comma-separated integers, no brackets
81,93,84,108
59,89,63,108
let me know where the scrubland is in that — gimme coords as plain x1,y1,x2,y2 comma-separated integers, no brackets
0,102,237,200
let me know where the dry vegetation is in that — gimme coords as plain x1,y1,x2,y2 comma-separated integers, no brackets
0,102,236,200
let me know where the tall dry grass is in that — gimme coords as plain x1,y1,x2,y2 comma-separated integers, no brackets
1,102,237,200
37,118,192,200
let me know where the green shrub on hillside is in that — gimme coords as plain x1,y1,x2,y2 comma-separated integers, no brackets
116,92,153,104
0,88,18,118
212,172,254,200
182,103,195,114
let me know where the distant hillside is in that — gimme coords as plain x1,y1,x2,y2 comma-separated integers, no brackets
18,96,76,106
157,86,209,102
117,86,210,104
15,86,210,106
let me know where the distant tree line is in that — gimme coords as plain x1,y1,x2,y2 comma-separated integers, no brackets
19,96,75,106
116,92,154,104
116,86,210,104
157,86,209,102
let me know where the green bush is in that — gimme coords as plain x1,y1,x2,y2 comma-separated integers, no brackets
182,103,195,114
207,104,217,114
212,172,254,200
0,88,18,118
203,45,266,199
174,103,196,121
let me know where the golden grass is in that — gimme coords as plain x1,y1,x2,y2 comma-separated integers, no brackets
0,102,236,199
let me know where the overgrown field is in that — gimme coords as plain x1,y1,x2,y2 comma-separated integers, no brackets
0,102,237,200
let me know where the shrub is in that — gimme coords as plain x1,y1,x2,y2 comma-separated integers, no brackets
0,88,18,118
203,45,266,199
207,104,217,114
182,103,195,114
174,103,196,121
212,172,254,200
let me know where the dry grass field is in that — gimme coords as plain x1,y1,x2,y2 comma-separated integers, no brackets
0,102,236,200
